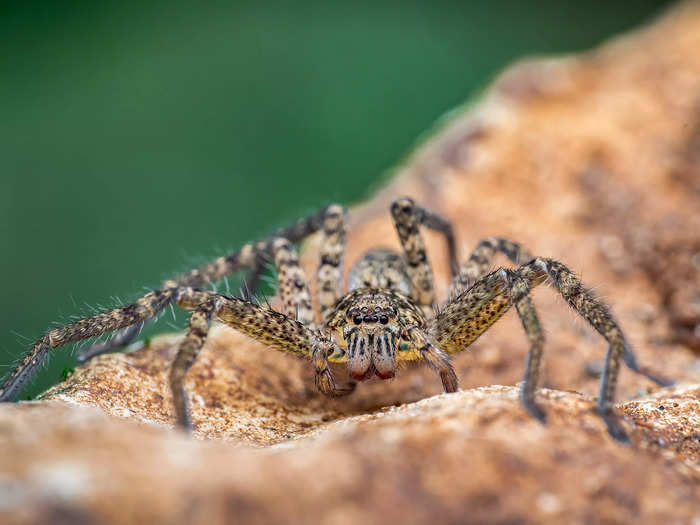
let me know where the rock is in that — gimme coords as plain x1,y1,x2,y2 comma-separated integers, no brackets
0,385,698,524
2,2,700,523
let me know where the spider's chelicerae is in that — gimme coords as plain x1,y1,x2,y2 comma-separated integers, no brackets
1,198,666,442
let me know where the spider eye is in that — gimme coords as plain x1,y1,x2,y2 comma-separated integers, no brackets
353,315,362,325
379,315,389,324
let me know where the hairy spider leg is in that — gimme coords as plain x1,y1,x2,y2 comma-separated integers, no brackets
311,332,356,398
244,205,344,300
390,197,458,309
0,289,175,401
271,238,314,325
431,257,655,442
506,270,546,423
172,287,353,427
405,325,458,393
76,322,145,362
169,234,341,428
317,204,347,319
0,205,341,400
447,237,669,386
169,296,220,430
77,205,338,359
448,237,535,301
411,203,459,277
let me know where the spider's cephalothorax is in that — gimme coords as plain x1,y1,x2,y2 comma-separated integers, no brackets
338,288,405,381
0,198,668,442
328,285,423,382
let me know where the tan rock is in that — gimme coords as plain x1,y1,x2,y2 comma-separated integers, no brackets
2,2,700,523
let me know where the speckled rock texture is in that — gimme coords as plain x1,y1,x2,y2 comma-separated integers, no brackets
2,3,700,524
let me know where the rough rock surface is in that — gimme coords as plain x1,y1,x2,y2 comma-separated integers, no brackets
2,2,700,524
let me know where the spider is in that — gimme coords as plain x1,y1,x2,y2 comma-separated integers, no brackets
0,197,667,442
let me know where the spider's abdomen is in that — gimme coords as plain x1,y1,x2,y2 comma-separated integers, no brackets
347,248,410,294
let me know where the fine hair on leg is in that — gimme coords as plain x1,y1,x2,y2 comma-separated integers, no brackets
169,297,221,429
448,237,534,301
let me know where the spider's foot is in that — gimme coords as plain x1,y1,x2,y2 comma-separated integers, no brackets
315,367,356,397
599,409,630,445
520,392,547,424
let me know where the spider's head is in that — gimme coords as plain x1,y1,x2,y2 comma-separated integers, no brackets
342,294,400,381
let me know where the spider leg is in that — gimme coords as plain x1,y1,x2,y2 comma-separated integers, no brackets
523,258,632,442
71,241,263,363
317,204,347,319
166,205,334,290
507,273,546,423
76,322,145,363
169,296,221,430
447,238,669,387
448,237,534,301
241,261,266,301
70,206,337,361
210,292,356,396
429,270,513,355
1,206,340,401
0,289,175,401
271,238,314,325
406,326,458,393
175,288,353,426
311,333,356,397
244,205,343,297
175,285,345,429
390,197,458,308
412,205,459,277
430,257,665,442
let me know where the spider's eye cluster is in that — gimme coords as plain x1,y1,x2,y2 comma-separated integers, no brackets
348,306,392,325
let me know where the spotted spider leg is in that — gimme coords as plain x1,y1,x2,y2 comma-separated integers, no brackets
272,238,314,324
446,237,670,388
316,204,347,320
0,206,337,401
310,331,356,398
405,325,458,393
76,322,145,363
169,295,221,430
390,197,459,309
172,286,351,428
174,289,307,429
448,237,534,301
0,289,175,402
181,289,339,392
160,236,333,429
411,203,459,277
77,207,334,360
0,249,257,401
431,257,654,442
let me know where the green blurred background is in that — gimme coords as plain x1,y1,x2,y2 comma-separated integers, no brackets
1,0,672,398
